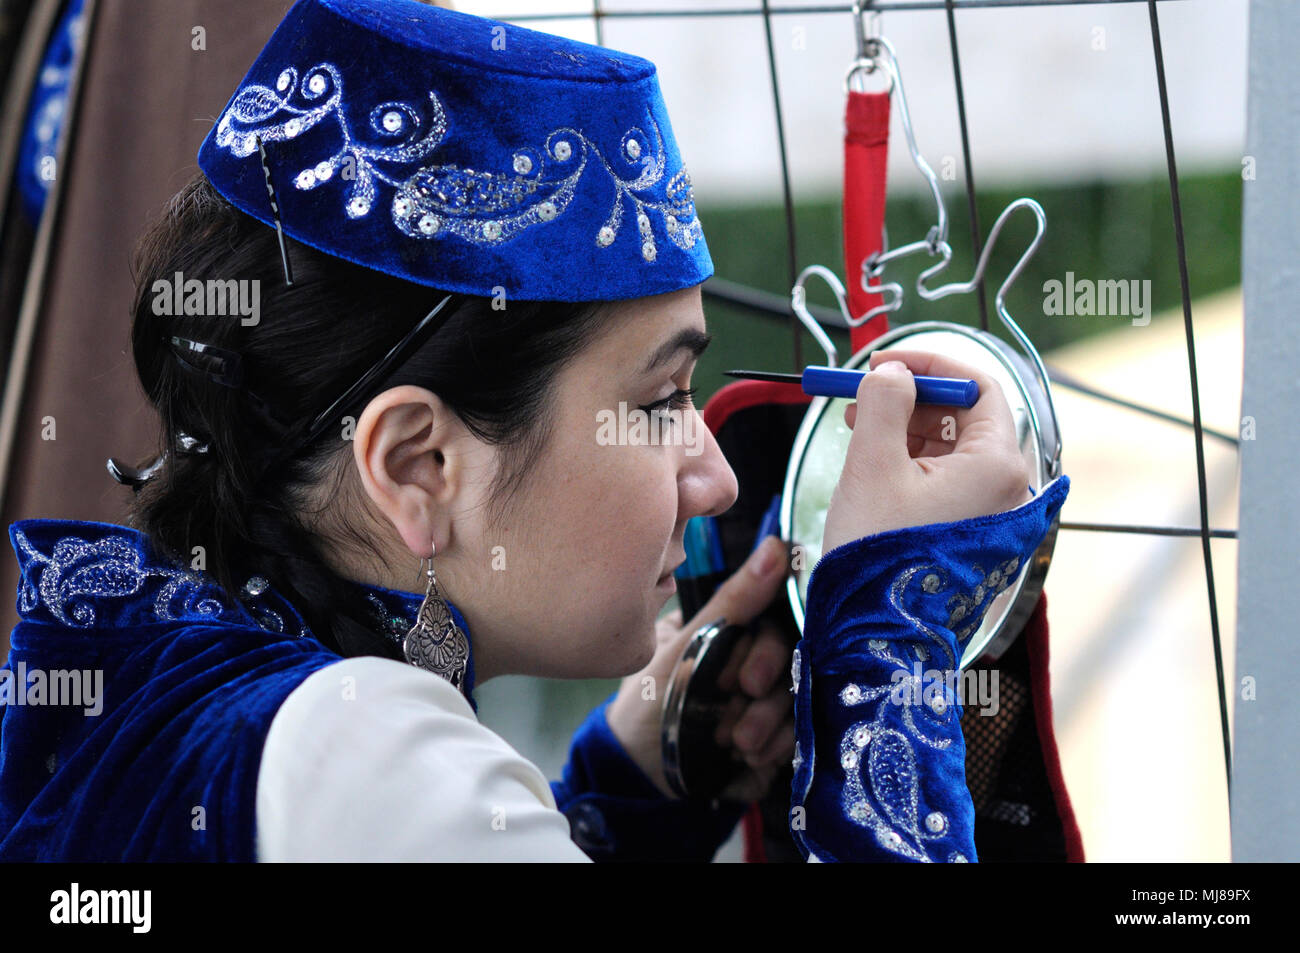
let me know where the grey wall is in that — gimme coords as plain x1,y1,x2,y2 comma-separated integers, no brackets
1233,0,1300,863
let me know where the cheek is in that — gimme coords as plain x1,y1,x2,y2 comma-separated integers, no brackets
596,446,679,564
554,438,677,556
566,449,678,623
495,431,679,677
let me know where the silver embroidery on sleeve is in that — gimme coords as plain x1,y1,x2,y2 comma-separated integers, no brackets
886,557,1024,667
13,529,225,627
837,682,948,862
211,62,704,261
828,558,1022,861
944,557,1022,645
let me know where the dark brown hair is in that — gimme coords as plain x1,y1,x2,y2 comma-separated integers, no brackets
125,171,609,659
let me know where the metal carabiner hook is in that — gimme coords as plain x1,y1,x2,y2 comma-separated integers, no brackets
853,1,882,61
844,3,888,94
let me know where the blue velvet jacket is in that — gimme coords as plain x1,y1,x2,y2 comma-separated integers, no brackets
0,475,1067,862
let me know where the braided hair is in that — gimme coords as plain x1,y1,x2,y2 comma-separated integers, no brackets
125,171,609,659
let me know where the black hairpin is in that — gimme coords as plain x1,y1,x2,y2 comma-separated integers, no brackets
255,134,294,287
164,334,296,434
106,453,166,490
167,335,244,388
106,431,211,490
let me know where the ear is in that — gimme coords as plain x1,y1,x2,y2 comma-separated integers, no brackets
351,385,474,559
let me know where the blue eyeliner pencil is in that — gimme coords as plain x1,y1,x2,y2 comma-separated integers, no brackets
724,365,979,408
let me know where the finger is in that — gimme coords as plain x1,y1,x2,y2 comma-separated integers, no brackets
736,620,790,698
868,349,1018,457
851,400,962,460
714,631,755,694
851,400,957,445
746,717,795,769
683,534,791,636
905,404,966,441
731,689,794,755
650,607,693,664
905,408,962,459
868,347,996,388
713,692,750,747
868,348,1001,436
841,358,917,478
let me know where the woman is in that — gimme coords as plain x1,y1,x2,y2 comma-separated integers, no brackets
0,0,1067,862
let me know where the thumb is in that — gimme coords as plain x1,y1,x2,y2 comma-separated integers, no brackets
843,360,916,477
684,534,789,633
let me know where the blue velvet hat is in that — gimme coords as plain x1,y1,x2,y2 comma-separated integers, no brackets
196,0,713,302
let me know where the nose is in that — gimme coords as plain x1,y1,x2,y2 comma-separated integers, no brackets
679,409,738,521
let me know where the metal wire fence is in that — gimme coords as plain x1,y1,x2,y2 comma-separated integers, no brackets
486,0,1236,805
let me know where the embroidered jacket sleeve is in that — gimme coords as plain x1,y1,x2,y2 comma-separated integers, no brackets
549,693,746,862
789,476,1070,862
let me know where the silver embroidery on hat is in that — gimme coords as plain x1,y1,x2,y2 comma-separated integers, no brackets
248,605,287,634
212,62,704,261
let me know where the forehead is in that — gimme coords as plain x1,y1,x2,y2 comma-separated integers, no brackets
586,285,706,364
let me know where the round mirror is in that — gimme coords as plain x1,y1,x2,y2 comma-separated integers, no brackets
781,321,1062,667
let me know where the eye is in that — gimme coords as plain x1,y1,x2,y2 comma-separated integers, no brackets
639,386,698,426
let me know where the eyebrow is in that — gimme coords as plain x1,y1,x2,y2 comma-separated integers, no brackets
641,327,713,375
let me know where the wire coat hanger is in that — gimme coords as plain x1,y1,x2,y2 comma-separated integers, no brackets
792,12,1061,472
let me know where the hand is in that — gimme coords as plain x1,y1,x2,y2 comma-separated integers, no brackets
605,534,795,801
821,349,1033,555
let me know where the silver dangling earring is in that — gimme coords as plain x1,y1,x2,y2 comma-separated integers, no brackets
402,540,470,690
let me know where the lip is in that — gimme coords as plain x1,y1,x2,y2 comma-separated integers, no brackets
659,553,687,580
657,554,686,590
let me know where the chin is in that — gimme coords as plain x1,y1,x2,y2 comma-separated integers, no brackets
560,613,660,679
606,619,659,678
630,634,657,673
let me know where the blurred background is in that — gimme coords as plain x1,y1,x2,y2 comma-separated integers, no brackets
458,0,1247,862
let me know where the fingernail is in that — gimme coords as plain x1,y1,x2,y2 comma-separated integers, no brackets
878,360,907,374
749,536,782,578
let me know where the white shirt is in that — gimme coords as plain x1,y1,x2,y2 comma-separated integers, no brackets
255,656,592,861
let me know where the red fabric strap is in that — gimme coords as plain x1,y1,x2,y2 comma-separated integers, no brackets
1026,590,1087,862
843,90,892,354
